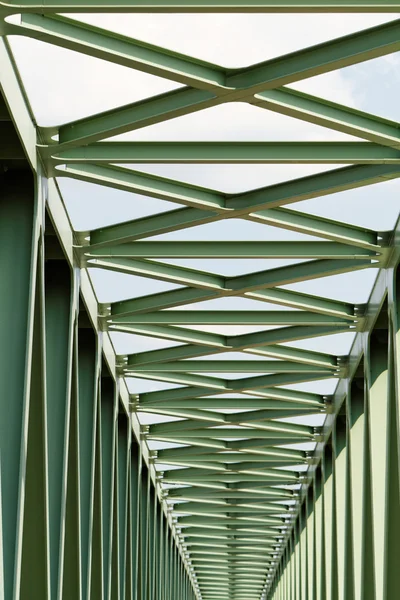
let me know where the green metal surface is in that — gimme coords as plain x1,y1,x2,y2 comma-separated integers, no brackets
0,1,400,12
0,2,399,600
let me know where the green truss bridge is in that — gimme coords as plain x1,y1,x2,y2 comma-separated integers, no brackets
0,2,400,599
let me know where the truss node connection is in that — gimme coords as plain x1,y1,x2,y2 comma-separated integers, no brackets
0,2,400,600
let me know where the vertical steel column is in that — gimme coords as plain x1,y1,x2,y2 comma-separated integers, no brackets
269,281,400,599
45,259,76,600
100,374,117,600
0,170,49,600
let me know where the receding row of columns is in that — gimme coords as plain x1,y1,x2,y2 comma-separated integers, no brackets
268,275,400,599
0,171,196,600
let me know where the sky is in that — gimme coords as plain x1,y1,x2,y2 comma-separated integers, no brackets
6,12,400,431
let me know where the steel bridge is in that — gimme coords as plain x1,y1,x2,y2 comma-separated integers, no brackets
0,2,400,599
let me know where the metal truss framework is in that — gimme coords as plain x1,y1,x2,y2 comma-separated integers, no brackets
0,2,399,600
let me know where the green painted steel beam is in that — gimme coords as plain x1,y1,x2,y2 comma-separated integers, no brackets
182,537,279,547
177,512,288,524
141,394,322,412
175,502,291,514
91,257,225,290
161,457,305,470
39,18,400,151
115,322,227,349
149,415,312,437
160,447,306,463
225,164,400,213
227,436,311,452
195,577,265,585
227,406,323,423
226,325,352,349
46,82,394,151
3,1,400,13
142,401,321,424
142,406,230,424
195,576,266,585
226,19,400,91
152,432,308,450
159,444,306,462
151,431,311,446
85,240,379,259
181,523,287,535
193,576,267,583
67,164,225,213
250,206,378,248
34,18,400,151
138,386,323,408
158,446,306,464
190,557,275,565
118,325,350,371
112,310,354,326
13,13,224,89
190,556,275,565
247,287,357,317
83,163,393,246
129,359,335,373
110,283,356,319
226,258,373,292
174,502,291,516
104,263,362,331
55,141,400,164
54,87,218,148
252,87,400,149
178,523,284,535
140,404,321,423
138,370,334,404
183,531,281,545
178,508,289,518
87,195,378,250
129,342,337,369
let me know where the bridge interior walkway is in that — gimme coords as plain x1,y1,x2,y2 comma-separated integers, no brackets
0,2,400,599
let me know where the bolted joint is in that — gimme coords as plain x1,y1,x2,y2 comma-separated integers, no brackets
128,395,139,413
353,303,367,318
115,354,128,375
324,395,334,414
98,303,111,318
336,357,349,378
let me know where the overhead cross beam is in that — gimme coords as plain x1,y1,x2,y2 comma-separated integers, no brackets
111,310,353,326
2,1,400,13
55,141,400,164
27,16,400,149
68,162,399,221
85,240,379,259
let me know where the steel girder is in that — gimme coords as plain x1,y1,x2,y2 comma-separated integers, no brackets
0,3,399,600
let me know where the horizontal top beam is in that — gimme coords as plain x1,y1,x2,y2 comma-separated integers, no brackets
85,241,379,259
129,359,337,373
113,310,353,326
2,1,400,13
55,141,400,164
